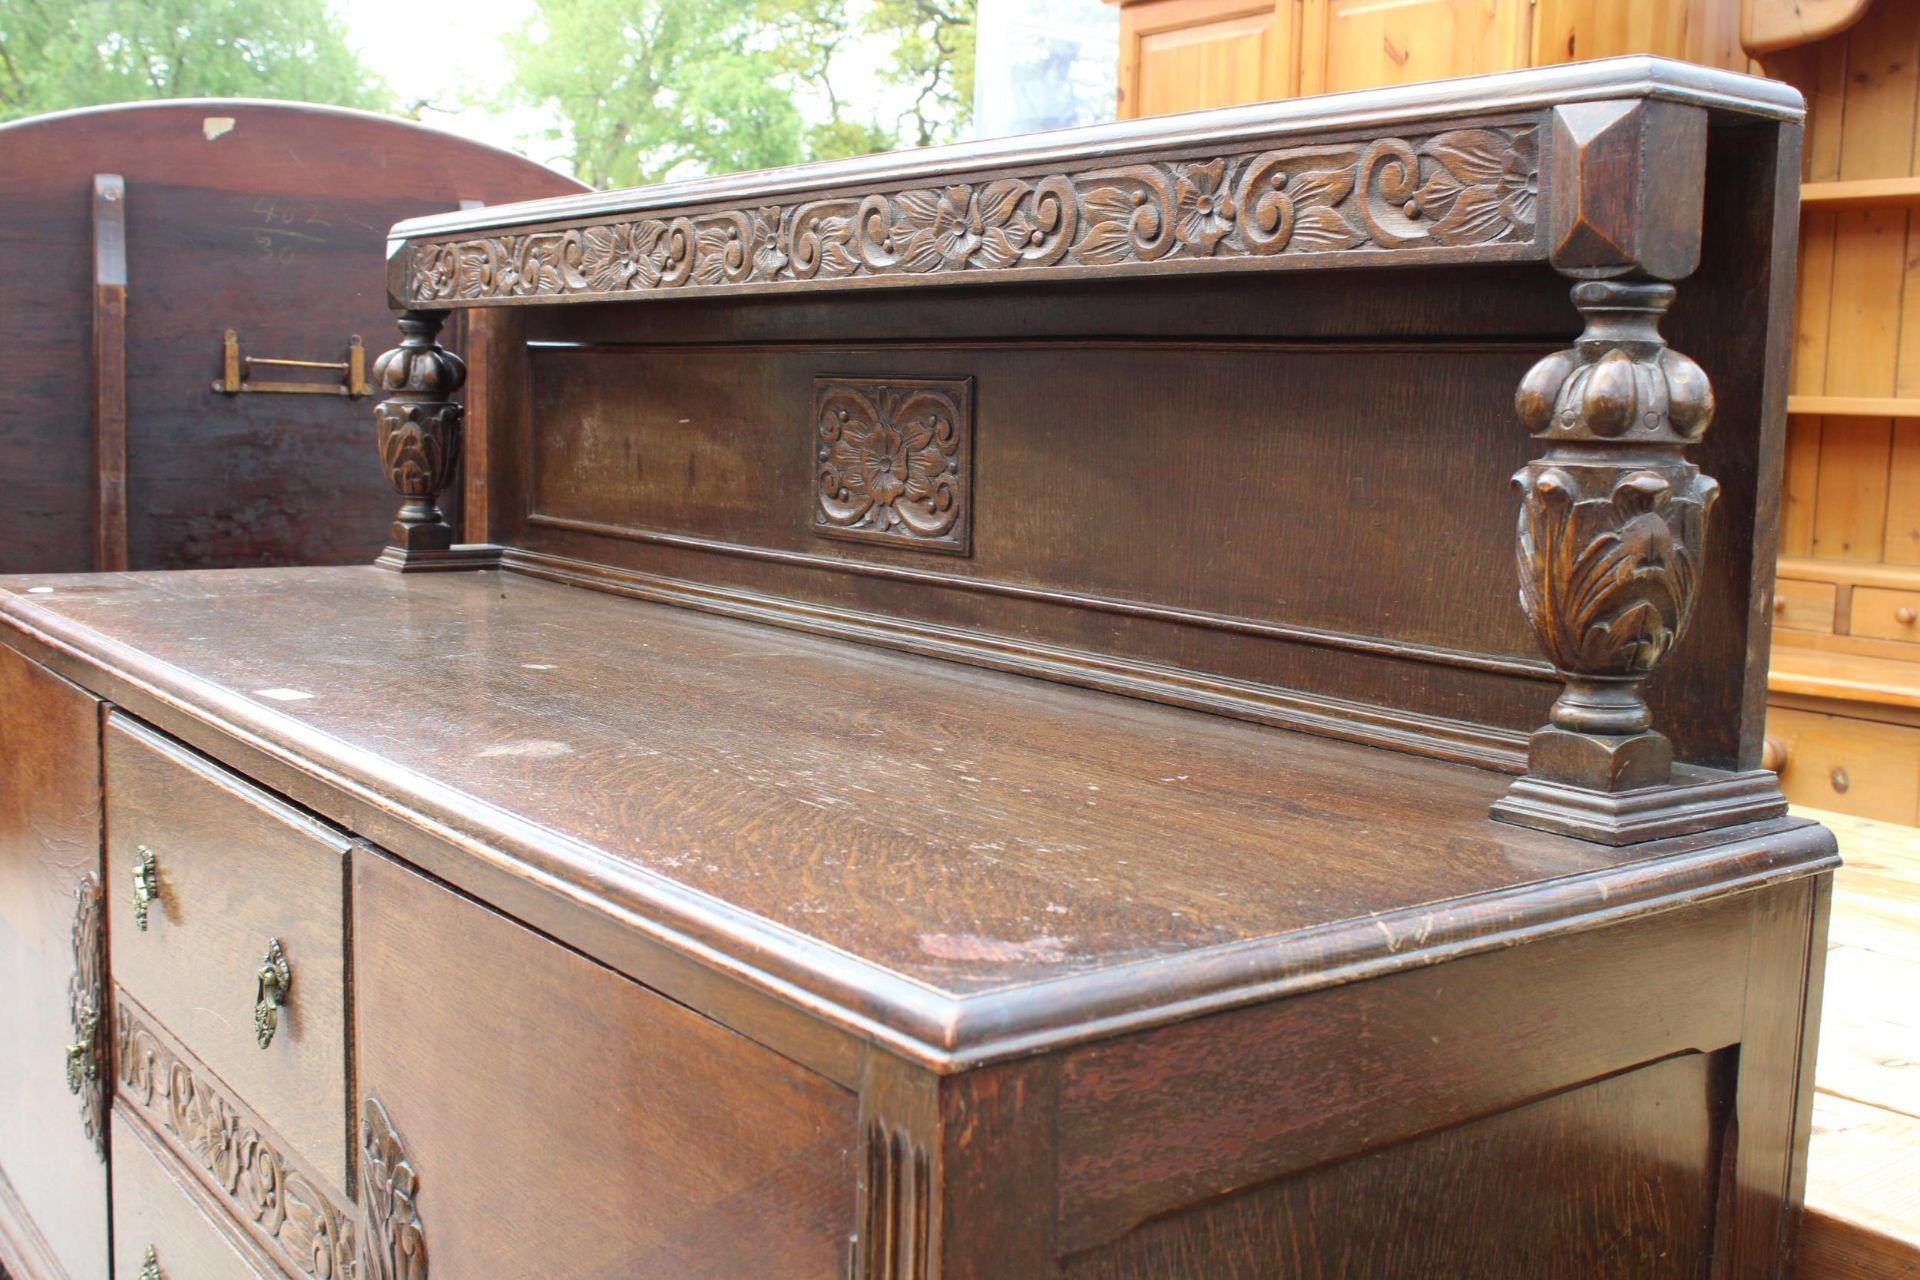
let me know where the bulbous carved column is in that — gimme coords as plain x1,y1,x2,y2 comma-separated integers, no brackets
374,311,466,558
1512,279,1717,789
1492,280,1779,844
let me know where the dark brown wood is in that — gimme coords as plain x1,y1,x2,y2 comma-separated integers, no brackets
0,643,107,1280
372,310,465,558
352,846,858,1277
91,173,128,573
1548,98,1709,280
372,68,1805,789
0,565,1839,1068
1064,1053,1729,1279
109,1108,282,1280
0,57,1833,1280
114,998,353,1280
0,100,585,575
105,713,353,1194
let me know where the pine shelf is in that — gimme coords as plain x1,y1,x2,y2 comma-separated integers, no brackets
1787,395,1920,418
1800,176,1920,210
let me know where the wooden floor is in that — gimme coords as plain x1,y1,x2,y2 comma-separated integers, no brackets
1798,806,1920,1279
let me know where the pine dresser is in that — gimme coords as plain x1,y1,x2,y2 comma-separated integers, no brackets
0,56,1836,1280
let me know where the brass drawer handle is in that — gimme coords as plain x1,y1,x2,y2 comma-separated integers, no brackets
64,1006,98,1094
254,938,291,1049
131,846,158,931
140,1245,163,1280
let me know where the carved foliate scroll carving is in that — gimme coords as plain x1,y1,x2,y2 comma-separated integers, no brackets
1509,280,1717,794
373,311,466,557
66,873,106,1159
361,1096,427,1280
117,1005,355,1278
815,377,973,554
403,125,1539,306
850,1119,934,1280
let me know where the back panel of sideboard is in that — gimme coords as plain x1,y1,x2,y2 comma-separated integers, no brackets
476,121,1793,774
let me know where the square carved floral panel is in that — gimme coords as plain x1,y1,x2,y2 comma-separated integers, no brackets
813,376,973,555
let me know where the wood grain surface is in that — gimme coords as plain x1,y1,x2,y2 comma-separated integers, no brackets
0,642,107,1280
354,846,858,1279
105,713,352,1194
110,1109,277,1280
0,567,1837,1070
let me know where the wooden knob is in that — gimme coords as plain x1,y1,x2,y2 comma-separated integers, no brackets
1773,597,1787,613
1898,606,1917,625
1762,734,1786,772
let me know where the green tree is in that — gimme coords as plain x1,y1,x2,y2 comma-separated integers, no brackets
0,0,392,123
509,0,977,189
869,0,975,148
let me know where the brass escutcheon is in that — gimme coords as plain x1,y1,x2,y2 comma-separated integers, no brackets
131,847,158,931
254,938,291,1049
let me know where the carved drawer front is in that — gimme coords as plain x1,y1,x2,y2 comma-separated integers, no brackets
353,847,859,1279
1771,578,1837,634
109,1111,273,1280
105,714,352,1192
1850,586,1920,644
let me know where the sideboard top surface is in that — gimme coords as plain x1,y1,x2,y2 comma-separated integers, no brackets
0,567,1834,1066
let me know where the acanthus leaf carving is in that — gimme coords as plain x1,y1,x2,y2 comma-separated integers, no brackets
404,124,1541,305
1506,278,1717,796
360,1096,427,1280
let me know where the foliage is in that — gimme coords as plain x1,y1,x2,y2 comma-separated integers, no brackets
869,0,975,148
509,0,976,189
0,0,392,123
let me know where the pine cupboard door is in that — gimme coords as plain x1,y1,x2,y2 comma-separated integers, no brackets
351,847,859,1278
0,642,108,1280
1117,0,1298,120
1299,0,1532,95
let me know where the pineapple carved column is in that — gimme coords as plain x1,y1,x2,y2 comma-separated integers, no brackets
373,310,466,569
1490,98,1785,843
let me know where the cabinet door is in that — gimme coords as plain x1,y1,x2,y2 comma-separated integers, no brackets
1118,0,1297,119
0,643,107,1280
352,847,859,1278
1302,0,1531,95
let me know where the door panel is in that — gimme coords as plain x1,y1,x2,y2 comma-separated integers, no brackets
0,642,107,1280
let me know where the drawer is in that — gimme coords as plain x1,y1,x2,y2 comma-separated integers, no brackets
110,1111,272,1280
1850,586,1920,643
1771,578,1837,634
1765,706,1920,824
105,714,351,1192
353,846,858,1277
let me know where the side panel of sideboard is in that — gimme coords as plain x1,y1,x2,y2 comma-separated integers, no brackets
917,877,1827,1279
0,643,108,1280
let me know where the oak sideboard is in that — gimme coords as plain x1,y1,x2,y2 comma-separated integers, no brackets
0,56,1834,1280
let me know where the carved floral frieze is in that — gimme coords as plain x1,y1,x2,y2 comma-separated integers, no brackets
403,126,1539,304
116,1006,355,1279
